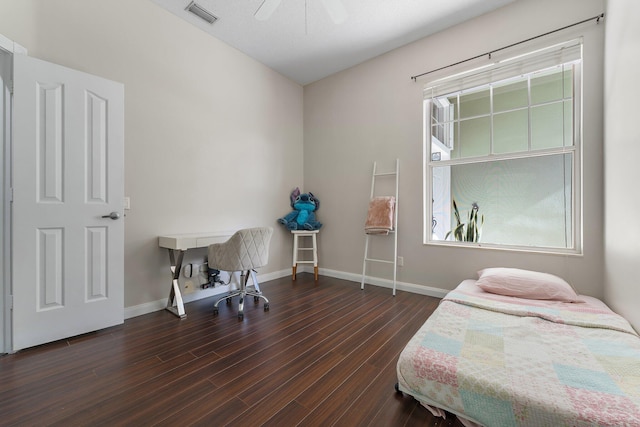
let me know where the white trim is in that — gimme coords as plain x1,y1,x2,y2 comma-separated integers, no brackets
317,266,449,298
124,268,291,319
0,34,26,55
425,54,582,253
124,267,450,319
0,31,19,354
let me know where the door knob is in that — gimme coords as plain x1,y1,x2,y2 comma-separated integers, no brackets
102,212,120,220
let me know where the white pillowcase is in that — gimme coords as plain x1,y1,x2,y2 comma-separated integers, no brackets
476,267,581,302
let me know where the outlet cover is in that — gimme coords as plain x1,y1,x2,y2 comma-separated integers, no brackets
184,281,195,294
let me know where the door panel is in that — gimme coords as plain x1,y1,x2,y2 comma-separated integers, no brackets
12,54,124,351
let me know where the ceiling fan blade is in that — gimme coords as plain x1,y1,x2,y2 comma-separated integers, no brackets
321,0,347,24
254,0,282,21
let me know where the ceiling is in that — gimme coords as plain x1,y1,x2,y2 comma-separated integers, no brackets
151,0,517,85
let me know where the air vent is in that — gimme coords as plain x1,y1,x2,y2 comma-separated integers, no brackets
185,1,218,24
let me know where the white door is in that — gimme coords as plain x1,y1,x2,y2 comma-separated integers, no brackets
11,54,124,352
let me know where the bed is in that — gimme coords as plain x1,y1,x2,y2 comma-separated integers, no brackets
396,269,640,427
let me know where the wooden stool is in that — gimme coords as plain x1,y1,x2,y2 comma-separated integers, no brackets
291,230,319,280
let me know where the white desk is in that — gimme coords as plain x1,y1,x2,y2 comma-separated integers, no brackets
158,231,233,318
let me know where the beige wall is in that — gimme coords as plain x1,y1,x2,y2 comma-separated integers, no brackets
604,0,640,331
304,0,607,298
0,0,304,310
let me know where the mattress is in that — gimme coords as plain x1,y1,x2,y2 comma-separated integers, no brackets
396,280,640,427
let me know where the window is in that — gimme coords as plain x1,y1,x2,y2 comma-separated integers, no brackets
425,40,582,253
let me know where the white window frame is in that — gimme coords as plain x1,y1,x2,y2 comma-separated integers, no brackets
423,40,583,254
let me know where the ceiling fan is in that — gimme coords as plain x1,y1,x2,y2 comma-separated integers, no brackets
254,0,348,24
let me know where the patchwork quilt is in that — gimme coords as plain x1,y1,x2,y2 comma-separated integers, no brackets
396,281,640,427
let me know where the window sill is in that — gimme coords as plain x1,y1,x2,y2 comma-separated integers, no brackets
425,239,583,256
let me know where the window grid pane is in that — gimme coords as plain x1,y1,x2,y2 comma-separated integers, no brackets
459,88,490,118
460,117,491,157
531,103,565,150
494,78,528,112
493,109,529,154
531,69,565,104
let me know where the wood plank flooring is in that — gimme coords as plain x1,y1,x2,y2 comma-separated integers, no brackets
0,274,465,426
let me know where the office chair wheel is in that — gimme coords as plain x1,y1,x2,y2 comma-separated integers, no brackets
226,297,232,305
264,303,269,311
213,307,219,315
238,313,244,320
254,296,260,303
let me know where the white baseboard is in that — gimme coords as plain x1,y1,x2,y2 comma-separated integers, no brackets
307,266,449,299
124,268,291,319
124,267,449,319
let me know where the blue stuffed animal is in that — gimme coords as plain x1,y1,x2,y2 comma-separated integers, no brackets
278,187,322,231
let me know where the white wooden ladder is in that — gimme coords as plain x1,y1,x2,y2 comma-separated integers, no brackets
360,159,399,296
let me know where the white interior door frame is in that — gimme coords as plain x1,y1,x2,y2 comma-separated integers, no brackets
0,33,26,354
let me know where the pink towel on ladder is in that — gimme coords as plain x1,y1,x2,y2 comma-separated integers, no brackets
365,196,395,235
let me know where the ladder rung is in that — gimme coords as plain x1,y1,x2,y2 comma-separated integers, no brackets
364,257,395,264
374,171,397,177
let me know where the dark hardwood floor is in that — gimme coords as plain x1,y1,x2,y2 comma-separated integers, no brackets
0,274,465,426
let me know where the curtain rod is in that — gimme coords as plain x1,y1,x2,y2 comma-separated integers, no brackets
410,13,604,82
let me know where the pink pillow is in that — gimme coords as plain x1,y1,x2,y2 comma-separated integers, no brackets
476,268,581,302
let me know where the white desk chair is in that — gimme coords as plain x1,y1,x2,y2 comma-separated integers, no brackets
208,227,273,320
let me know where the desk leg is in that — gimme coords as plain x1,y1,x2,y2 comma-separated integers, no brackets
250,269,261,294
166,249,187,319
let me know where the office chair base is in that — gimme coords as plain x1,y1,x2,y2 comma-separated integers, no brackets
213,272,269,320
